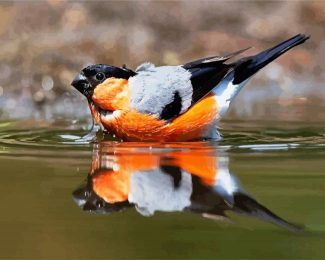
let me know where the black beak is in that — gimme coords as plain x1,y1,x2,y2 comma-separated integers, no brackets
71,72,92,98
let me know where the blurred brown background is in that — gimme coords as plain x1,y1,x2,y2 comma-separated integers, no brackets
0,0,324,123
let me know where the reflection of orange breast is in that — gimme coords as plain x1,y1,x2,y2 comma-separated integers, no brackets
92,154,160,203
92,170,130,203
91,146,219,204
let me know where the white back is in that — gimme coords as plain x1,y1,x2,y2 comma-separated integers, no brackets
128,63,193,116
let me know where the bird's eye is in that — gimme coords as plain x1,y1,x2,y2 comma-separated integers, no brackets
95,72,105,81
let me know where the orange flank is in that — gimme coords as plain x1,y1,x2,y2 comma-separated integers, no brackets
164,94,218,141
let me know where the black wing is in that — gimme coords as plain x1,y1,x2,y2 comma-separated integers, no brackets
183,47,251,69
183,33,309,106
183,47,251,105
232,34,309,84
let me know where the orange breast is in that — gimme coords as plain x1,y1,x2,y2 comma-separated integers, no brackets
164,94,218,141
92,77,130,111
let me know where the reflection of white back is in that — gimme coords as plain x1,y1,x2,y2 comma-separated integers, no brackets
214,156,240,205
128,170,192,216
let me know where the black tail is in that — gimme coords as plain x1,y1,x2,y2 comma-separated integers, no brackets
232,34,310,84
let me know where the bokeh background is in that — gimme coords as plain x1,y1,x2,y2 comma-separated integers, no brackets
0,0,324,123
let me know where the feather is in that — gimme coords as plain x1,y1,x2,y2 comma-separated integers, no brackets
183,47,252,69
129,65,193,120
182,47,252,106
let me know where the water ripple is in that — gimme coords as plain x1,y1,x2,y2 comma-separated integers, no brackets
0,121,324,157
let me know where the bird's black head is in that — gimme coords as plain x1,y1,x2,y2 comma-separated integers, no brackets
71,64,136,99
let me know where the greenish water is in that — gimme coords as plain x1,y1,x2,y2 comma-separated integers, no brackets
0,120,324,259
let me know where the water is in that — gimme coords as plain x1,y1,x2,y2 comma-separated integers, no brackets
0,120,324,259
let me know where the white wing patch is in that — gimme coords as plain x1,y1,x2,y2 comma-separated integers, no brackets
128,63,193,116
213,71,249,118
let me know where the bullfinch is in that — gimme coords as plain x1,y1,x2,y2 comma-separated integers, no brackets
71,34,309,141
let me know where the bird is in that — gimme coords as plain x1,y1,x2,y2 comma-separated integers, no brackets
71,34,309,142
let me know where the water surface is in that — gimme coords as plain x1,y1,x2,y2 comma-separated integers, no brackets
0,120,324,259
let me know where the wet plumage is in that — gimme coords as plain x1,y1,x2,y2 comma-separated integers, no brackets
71,34,309,141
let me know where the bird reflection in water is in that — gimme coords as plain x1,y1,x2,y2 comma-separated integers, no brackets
73,142,302,231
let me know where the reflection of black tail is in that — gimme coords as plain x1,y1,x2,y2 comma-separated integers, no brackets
233,192,304,232
233,34,310,84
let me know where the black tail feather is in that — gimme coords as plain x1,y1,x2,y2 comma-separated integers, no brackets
233,34,310,84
